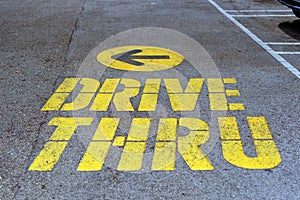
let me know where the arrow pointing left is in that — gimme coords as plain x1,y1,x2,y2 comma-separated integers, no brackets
112,49,170,66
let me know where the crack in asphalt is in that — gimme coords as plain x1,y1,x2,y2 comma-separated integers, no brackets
12,0,87,198
63,0,87,69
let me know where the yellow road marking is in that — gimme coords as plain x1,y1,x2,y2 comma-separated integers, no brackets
223,78,237,84
77,142,111,171
29,142,67,171
55,78,80,92
42,77,245,112
79,78,101,92
127,118,151,141
228,103,245,110
98,78,120,93
152,142,176,171
218,117,240,140
90,78,120,111
164,78,204,93
138,79,161,111
41,78,80,111
207,78,227,110
178,131,214,170
34,72,282,171
61,93,95,111
156,118,177,141
208,93,228,110
226,89,240,96
143,79,161,93
29,118,93,171
247,116,273,139
49,118,93,141
90,94,113,111
97,46,184,72
222,140,281,169
113,136,126,147
178,118,213,170
138,94,159,111
92,118,119,141
113,79,140,111
60,78,100,111
168,93,200,111
42,78,99,111
29,116,281,171
219,116,281,169
207,78,225,93
179,118,209,131
117,142,146,171
164,78,204,111
113,87,140,111
41,93,69,111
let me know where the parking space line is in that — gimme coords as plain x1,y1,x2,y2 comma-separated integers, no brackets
266,42,300,45
225,10,292,13
208,0,300,79
275,52,300,55
231,14,295,17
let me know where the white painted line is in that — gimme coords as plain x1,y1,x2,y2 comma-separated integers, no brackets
225,10,292,13
265,42,300,45
208,0,300,79
231,14,295,17
276,52,300,55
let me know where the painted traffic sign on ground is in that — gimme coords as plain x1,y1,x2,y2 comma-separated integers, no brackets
4,1,299,199
97,46,184,71
29,34,281,172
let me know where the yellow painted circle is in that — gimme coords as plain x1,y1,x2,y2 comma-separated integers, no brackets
97,46,184,72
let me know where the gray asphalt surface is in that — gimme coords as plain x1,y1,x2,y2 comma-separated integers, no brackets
1,0,299,199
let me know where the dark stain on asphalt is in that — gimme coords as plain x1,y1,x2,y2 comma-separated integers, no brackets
279,20,300,40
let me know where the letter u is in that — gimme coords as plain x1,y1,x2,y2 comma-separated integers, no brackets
218,116,281,169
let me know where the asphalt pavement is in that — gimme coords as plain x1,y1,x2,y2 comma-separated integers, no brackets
0,0,299,199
